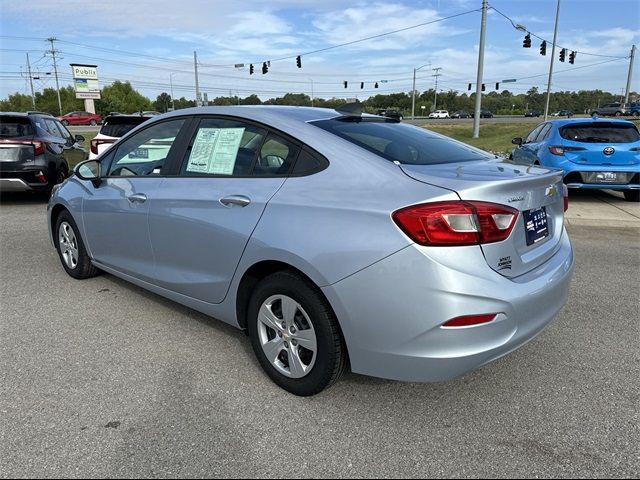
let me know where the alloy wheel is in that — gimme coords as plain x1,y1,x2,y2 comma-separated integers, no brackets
58,221,79,269
257,294,317,379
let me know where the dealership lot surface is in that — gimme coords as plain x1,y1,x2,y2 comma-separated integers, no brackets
1,192,638,478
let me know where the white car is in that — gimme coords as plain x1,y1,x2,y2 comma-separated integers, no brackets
428,110,450,119
88,114,154,159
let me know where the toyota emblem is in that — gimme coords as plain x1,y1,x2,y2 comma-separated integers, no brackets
603,147,615,155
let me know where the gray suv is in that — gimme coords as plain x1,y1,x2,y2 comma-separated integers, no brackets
591,102,629,117
0,112,87,194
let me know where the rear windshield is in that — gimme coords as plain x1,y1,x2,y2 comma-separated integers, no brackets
0,116,34,138
310,118,493,165
100,116,151,137
560,123,640,143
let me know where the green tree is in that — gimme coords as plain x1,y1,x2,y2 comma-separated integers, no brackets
94,81,152,116
0,92,34,112
153,92,172,112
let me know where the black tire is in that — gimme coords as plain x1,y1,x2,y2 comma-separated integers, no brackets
61,120,69,126
633,111,639,117
54,164,68,186
90,119,97,126
54,210,100,279
623,190,639,202
615,111,622,117
247,271,348,396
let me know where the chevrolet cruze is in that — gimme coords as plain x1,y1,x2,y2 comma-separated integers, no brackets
48,105,574,396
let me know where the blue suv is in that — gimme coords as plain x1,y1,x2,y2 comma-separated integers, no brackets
511,117,640,201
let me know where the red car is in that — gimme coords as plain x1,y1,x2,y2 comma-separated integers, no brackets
57,111,102,126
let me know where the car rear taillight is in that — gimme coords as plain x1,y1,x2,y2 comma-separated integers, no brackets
548,146,586,156
392,201,519,246
0,139,45,155
90,138,115,155
442,314,497,328
562,183,569,212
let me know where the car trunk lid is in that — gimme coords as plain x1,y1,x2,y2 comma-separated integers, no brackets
400,159,565,278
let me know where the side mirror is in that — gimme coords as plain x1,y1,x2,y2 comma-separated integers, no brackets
512,137,523,146
76,159,102,187
75,134,85,143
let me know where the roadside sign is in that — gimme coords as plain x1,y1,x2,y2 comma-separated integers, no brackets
70,63,100,100
502,79,517,83
380,80,388,83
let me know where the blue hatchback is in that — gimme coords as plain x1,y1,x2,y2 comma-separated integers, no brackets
511,117,640,201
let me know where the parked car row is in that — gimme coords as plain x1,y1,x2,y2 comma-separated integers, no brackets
590,102,639,117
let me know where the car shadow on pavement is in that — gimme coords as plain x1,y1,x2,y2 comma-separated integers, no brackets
0,191,50,205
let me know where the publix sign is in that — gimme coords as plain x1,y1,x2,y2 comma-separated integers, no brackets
70,64,100,99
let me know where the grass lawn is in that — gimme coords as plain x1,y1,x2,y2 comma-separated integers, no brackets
420,123,534,156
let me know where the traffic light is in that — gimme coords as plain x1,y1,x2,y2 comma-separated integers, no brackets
249,64,254,75
374,82,379,89
495,82,500,91
569,51,576,64
523,33,531,48
262,62,268,74
296,56,301,68
559,48,566,62
539,40,547,56
343,81,348,88
361,82,364,89
482,83,486,91
468,83,472,91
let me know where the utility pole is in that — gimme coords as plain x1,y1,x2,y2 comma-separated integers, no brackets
432,67,442,111
169,73,175,111
473,0,488,138
624,44,636,104
26,53,36,109
544,0,561,121
309,78,314,107
411,63,430,119
194,51,201,107
47,37,62,115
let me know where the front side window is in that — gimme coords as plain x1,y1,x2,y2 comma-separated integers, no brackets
535,124,552,142
525,124,544,143
180,118,267,176
43,118,63,138
311,118,493,165
108,119,185,176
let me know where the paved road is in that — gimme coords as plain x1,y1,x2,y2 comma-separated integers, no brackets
1,192,638,478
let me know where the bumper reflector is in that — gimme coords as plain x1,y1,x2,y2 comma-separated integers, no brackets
442,314,497,328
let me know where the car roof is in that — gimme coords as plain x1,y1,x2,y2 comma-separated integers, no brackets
159,105,348,125
549,117,637,127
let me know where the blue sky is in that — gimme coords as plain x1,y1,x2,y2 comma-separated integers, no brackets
0,0,637,101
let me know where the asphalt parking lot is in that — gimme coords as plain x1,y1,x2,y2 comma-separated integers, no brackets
0,191,638,478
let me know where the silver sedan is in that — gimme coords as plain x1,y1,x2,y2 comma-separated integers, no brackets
48,105,574,396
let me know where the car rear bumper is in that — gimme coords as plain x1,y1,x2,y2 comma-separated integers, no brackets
322,228,574,383
563,168,639,190
0,178,33,191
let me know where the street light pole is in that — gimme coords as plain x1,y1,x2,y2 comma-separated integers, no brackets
411,63,430,120
472,0,488,138
544,0,561,121
309,78,314,107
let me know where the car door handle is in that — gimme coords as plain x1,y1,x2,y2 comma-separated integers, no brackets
220,195,251,207
127,193,147,204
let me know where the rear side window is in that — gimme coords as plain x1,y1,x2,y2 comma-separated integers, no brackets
0,116,34,138
100,117,150,137
311,118,493,165
560,123,640,143
181,118,267,176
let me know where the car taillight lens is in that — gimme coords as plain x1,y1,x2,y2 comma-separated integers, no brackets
90,138,115,155
392,201,519,246
0,139,45,155
442,313,497,328
548,146,586,156
562,183,569,212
